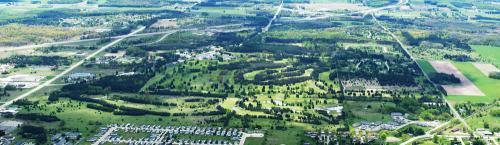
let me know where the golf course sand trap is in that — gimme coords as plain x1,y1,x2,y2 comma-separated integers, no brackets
472,63,499,77
430,61,485,96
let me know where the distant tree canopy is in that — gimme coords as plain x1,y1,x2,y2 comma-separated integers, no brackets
429,73,460,85
0,55,71,67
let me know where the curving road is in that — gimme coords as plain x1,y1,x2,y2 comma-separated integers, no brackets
0,26,145,110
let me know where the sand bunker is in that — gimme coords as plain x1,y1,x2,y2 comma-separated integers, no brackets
472,63,499,77
430,61,485,96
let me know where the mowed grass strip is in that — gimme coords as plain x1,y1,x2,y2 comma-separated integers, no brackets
417,59,437,74
446,62,500,104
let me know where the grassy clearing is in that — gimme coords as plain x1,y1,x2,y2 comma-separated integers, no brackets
465,106,500,130
343,101,394,122
472,45,500,66
446,62,500,104
244,137,264,145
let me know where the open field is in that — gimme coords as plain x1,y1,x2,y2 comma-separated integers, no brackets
472,45,500,66
429,61,484,96
447,62,500,103
472,63,499,77
417,60,437,74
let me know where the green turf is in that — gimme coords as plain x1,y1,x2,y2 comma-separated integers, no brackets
244,137,265,145
472,45,500,66
417,59,437,74
446,62,500,104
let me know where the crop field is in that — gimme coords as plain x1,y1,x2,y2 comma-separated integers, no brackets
429,61,484,96
416,60,437,74
447,62,500,104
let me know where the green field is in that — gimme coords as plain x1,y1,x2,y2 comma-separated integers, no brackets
472,45,500,66
446,62,500,104
417,59,437,74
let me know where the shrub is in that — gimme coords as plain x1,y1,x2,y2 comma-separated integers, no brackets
489,72,500,80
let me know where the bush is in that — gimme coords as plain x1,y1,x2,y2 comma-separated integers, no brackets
429,73,460,85
489,72,500,80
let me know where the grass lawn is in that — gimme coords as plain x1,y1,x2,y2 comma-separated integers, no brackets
472,45,500,66
446,62,500,104
244,137,265,145
343,101,394,122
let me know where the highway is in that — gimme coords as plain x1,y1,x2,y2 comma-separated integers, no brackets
0,26,145,110
262,0,283,32
0,30,175,52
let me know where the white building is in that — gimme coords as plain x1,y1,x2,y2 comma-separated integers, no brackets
0,75,43,88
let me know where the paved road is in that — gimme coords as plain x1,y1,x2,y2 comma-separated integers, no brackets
239,133,264,145
92,127,116,145
0,26,145,110
370,9,473,145
263,0,283,32
0,30,176,52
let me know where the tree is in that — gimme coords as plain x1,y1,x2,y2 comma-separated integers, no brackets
489,72,500,80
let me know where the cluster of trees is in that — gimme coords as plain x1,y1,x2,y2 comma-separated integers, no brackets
12,99,38,106
151,89,228,98
38,45,98,53
489,72,500,80
402,31,472,51
18,125,47,144
0,55,71,67
15,113,60,122
398,125,425,136
111,95,177,107
429,72,461,85
94,74,152,93
113,106,170,116
50,89,175,116
191,105,227,116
